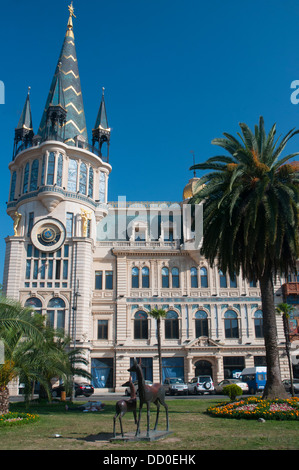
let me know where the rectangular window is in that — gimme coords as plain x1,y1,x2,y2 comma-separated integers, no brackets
55,260,61,280
66,213,74,237
63,260,68,279
48,260,53,279
105,271,113,290
25,260,31,279
95,271,103,289
33,260,39,279
27,212,34,237
97,320,108,339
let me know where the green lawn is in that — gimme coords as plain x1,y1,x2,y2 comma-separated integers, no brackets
1,398,299,450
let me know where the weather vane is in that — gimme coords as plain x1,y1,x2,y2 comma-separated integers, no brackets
68,2,76,18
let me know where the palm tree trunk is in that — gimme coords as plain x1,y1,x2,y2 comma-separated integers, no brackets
282,313,295,397
157,318,162,384
0,385,10,415
259,272,288,399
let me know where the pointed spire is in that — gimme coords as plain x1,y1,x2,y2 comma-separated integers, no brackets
13,87,34,159
94,87,109,130
16,87,33,131
38,2,87,145
92,87,111,161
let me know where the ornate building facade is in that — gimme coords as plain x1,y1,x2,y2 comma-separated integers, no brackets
3,5,299,393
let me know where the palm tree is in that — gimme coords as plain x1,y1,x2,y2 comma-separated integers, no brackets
190,116,299,399
0,296,44,414
148,308,167,383
276,303,295,396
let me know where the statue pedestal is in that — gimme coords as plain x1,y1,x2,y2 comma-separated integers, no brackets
110,430,173,442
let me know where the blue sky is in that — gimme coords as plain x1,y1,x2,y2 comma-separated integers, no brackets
1,0,299,280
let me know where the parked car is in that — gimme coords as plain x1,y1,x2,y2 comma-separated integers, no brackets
163,377,189,395
214,379,249,394
74,382,94,397
51,382,94,398
282,379,299,394
125,380,153,396
188,376,214,395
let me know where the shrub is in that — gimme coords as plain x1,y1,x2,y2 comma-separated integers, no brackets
222,384,243,401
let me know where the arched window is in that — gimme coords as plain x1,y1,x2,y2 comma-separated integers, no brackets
67,159,77,192
162,267,169,288
200,267,208,287
254,310,264,338
165,310,179,339
195,310,208,337
219,270,227,288
41,155,46,185
47,297,66,331
23,162,29,193
9,171,16,201
56,153,63,187
134,311,148,339
191,267,198,288
79,162,87,194
132,267,139,288
47,152,55,185
172,267,179,288
30,159,39,191
142,267,150,288
25,297,42,315
224,310,239,338
230,273,237,288
88,167,94,198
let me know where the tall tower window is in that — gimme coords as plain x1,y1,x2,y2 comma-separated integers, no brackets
68,159,78,192
79,162,87,194
99,171,105,202
9,171,16,201
88,167,94,198
24,244,70,289
29,159,39,191
41,155,46,185
57,153,63,187
66,212,74,237
47,152,55,185
23,162,29,193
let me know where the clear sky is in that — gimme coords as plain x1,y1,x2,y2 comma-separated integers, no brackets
1,0,299,281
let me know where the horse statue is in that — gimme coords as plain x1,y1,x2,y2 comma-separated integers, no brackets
128,358,169,437
113,376,137,437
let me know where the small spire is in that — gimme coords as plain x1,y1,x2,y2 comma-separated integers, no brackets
190,150,196,177
92,86,111,160
16,88,33,131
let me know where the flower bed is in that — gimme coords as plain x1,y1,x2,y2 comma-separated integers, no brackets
207,397,299,420
0,411,39,427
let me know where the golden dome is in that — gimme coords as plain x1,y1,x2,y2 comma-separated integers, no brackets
183,177,203,200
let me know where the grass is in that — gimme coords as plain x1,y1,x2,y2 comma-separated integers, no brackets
0,398,299,450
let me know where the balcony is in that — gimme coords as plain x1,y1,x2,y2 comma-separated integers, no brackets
282,282,299,297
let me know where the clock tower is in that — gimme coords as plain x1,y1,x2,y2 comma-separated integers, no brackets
3,4,111,357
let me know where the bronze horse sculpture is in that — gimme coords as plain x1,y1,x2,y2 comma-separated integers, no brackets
128,358,169,437
113,376,137,437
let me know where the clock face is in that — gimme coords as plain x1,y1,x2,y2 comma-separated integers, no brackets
30,218,66,252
